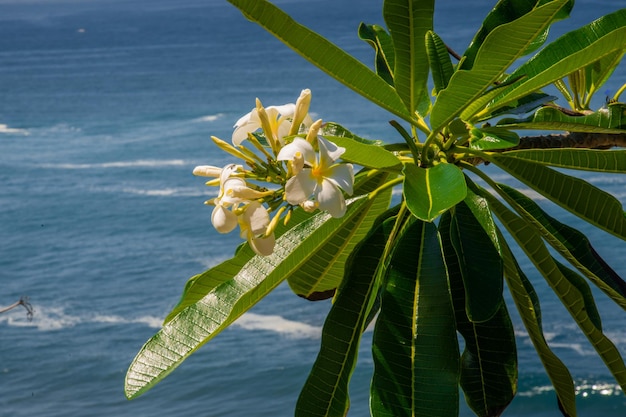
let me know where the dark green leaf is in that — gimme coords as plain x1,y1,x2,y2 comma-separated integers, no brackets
502,147,626,173
371,220,460,417
426,30,454,95
469,127,520,151
358,23,396,86
296,214,398,417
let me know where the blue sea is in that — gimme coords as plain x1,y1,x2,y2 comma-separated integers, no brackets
1,0,625,416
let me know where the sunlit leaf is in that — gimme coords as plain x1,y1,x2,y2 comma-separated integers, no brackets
323,135,402,170
383,0,434,115
426,31,454,95
296,214,398,417
403,162,467,222
358,23,395,86
371,220,460,417
125,196,374,399
502,148,626,173
226,0,414,123
469,127,520,151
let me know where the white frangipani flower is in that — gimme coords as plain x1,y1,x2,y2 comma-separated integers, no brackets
277,136,354,218
231,89,313,147
239,201,275,256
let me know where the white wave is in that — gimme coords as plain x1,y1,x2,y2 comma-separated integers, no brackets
518,382,622,398
233,313,322,339
120,187,207,197
0,305,163,331
40,159,189,169
0,123,29,135
195,113,225,123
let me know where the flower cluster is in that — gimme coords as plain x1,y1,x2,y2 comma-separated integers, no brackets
193,89,354,256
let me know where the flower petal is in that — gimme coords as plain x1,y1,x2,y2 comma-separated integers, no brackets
315,179,346,218
325,163,354,195
276,138,316,166
232,109,261,145
284,169,317,205
249,233,275,256
211,204,238,233
242,201,270,235
317,136,345,168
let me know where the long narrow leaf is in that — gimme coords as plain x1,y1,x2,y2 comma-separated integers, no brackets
296,214,398,417
490,154,626,240
125,196,373,399
430,0,568,131
358,23,396,86
440,212,517,417
371,220,460,417
226,0,414,123
502,147,626,173
426,30,454,95
383,0,434,115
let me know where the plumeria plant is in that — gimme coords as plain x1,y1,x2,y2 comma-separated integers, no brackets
126,1,626,416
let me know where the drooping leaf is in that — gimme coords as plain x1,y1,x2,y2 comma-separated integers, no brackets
461,0,573,70
485,192,626,393
125,196,374,399
226,0,414,123
490,154,626,240
371,220,460,417
440,212,516,417
502,148,626,173
383,0,434,115
403,162,467,222
430,0,569,131
487,9,626,116
287,171,394,299
449,194,504,322
426,30,454,95
468,127,520,151
497,103,626,133
358,23,396,86
497,183,626,310
296,213,399,417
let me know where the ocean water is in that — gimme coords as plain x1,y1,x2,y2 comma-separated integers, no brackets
1,0,625,416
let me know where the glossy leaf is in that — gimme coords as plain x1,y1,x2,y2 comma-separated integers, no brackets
383,0,434,115
426,30,454,95
497,231,577,416
461,0,573,70
430,0,569,131
125,196,374,399
486,194,626,392
440,212,516,417
488,9,626,115
403,162,467,222
358,23,395,86
226,0,414,123
286,171,394,299
371,220,460,417
323,135,402,170
490,154,626,240
468,127,520,151
502,148,626,173
497,103,626,133
472,92,557,122
497,183,626,310
449,194,504,322
296,214,398,417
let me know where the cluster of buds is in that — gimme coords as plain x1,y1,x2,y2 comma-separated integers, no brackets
193,89,355,256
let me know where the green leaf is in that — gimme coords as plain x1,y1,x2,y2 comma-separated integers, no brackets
125,196,373,399
426,30,454,95
320,122,386,146
287,171,394,299
430,0,569,131
473,92,557,122
226,0,414,123
371,220,460,417
461,0,573,70
497,183,626,310
295,214,398,417
497,103,626,133
502,148,626,173
488,9,626,115
497,232,577,417
490,154,626,240
486,194,626,392
450,193,504,322
440,212,516,417
322,134,402,170
468,127,520,151
584,50,626,99
403,162,467,222
383,0,434,115
358,23,396,86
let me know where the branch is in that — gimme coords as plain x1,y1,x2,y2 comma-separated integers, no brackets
0,297,34,321
515,131,626,150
